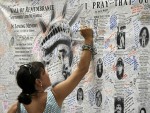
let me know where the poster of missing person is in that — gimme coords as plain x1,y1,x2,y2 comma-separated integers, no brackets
0,0,150,113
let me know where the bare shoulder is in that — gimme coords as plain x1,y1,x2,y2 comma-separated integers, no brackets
7,102,18,113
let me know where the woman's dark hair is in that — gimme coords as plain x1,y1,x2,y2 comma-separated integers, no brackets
116,57,124,80
139,27,149,38
140,107,146,113
16,62,45,105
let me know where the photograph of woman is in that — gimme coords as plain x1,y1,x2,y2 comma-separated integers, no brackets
77,88,84,104
139,27,149,48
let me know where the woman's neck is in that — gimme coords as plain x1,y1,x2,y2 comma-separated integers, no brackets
31,91,45,97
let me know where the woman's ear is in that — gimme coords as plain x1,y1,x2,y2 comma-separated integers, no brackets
35,79,43,87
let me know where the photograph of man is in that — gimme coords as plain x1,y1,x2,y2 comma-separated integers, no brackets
116,57,124,80
77,88,84,104
140,107,146,113
139,27,149,48
95,90,102,107
116,26,126,49
96,58,103,78
114,97,124,113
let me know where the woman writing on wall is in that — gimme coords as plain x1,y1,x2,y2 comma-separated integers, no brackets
7,27,94,113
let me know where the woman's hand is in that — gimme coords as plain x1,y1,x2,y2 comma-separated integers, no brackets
80,28,93,45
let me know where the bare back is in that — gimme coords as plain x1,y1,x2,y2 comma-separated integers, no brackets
23,92,47,113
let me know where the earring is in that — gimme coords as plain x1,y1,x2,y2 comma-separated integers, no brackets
39,80,43,87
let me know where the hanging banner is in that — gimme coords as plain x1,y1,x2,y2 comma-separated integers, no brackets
0,0,150,113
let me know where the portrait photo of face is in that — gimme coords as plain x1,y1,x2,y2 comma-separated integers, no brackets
114,97,124,113
96,58,103,78
140,108,146,113
77,88,84,104
116,57,124,80
95,90,102,107
116,26,126,49
139,27,149,48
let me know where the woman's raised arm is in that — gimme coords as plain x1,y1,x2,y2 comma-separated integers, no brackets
52,28,94,106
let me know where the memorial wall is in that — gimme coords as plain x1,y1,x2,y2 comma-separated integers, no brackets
0,0,150,113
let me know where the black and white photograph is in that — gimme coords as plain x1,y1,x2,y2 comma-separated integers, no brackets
95,90,102,107
139,27,149,48
77,88,84,104
96,58,103,78
114,97,124,113
116,26,126,49
116,57,124,80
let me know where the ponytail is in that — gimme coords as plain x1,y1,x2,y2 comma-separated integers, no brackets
18,92,32,105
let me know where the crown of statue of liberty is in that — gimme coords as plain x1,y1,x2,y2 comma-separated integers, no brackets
39,0,83,64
